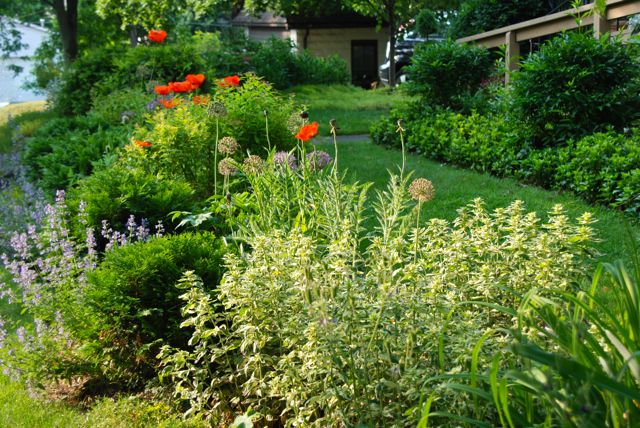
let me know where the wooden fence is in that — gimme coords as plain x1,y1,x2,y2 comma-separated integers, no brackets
457,0,640,83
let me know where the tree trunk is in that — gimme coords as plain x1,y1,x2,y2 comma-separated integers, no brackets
388,11,396,87
51,0,78,63
129,25,139,47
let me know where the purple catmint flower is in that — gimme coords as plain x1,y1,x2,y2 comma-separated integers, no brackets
146,98,161,112
16,326,26,344
155,221,165,237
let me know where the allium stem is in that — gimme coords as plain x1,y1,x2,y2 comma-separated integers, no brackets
265,113,271,152
214,117,219,196
414,201,422,264
331,120,338,175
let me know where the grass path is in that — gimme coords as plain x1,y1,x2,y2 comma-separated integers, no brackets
316,138,640,264
288,85,412,136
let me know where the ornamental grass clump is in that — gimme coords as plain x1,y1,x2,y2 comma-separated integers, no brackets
160,168,595,426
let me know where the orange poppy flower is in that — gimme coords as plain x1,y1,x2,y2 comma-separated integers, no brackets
160,98,179,108
295,122,319,141
192,95,210,106
168,81,194,93
148,29,167,43
186,74,205,87
154,85,171,95
134,140,152,148
220,75,240,87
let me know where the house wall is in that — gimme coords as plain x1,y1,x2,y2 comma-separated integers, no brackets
292,27,389,75
247,28,291,42
0,22,48,103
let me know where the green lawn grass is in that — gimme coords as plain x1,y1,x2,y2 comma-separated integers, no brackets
288,84,413,136
316,139,640,265
0,374,205,428
0,101,52,153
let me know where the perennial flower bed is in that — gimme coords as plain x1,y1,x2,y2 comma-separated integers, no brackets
1,28,638,428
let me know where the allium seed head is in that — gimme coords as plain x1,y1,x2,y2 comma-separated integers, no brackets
218,158,237,176
409,178,435,203
274,151,298,170
243,155,264,174
218,136,239,155
306,151,332,171
286,111,305,135
208,101,227,117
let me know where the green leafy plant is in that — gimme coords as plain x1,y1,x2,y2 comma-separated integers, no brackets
423,242,640,427
510,31,640,147
160,160,595,425
406,41,493,110
68,164,195,237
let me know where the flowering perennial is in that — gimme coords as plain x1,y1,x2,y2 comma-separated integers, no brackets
148,30,167,43
295,122,319,141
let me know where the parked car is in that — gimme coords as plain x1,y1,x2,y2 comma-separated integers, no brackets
379,33,443,85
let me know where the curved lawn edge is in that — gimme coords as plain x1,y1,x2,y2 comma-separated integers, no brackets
315,138,640,265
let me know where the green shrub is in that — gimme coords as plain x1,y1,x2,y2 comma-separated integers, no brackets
557,132,640,214
69,164,195,236
23,114,129,194
90,87,154,126
85,231,227,386
245,38,350,89
406,41,493,110
50,47,118,116
510,32,640,147
94,42,207,99
410,110,520,176
290,51,350,86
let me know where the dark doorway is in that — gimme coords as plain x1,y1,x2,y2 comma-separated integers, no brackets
351,40,378,88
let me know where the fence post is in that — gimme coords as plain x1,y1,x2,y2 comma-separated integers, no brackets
593,6,608,38
505,31,519,85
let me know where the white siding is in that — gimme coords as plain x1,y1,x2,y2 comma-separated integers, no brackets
0,22,48,103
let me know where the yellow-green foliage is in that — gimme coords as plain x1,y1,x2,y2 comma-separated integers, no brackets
160,170,595,426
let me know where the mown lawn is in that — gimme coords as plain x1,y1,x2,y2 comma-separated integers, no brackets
316,138,640,265
0,374,205,428
288,84,413,136
0,101,51,153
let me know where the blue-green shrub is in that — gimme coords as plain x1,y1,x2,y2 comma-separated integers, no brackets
84,231,227,386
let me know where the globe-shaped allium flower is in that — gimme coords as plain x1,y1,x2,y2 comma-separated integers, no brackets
208,101,227,117
243,155,264,174
218,136,239,155
274,151,298,170
218,158,237,176
409,178,435,202
306,151,332,171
